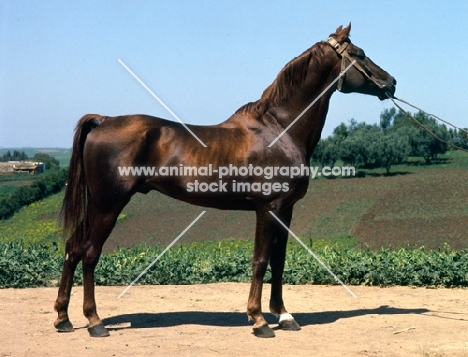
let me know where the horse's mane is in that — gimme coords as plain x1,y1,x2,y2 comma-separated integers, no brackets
235,42,325,117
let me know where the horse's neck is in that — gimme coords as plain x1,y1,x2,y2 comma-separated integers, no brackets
271,53,340,160
272,77,336,160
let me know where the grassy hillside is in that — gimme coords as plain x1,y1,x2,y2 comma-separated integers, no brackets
1,151,467,253
0,193,62,247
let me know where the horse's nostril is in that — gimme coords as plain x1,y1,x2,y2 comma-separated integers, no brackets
393,77,397,86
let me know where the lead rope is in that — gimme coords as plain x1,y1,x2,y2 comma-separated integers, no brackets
388,95,468,153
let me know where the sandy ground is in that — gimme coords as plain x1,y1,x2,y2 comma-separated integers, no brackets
1,283,467,357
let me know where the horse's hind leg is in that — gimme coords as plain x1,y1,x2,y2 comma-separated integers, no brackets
54,228,84,332
81,207,123,337
54,195,130,336
269,207,301,331
54,207,122,335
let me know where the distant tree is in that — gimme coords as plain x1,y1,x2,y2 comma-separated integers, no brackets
406,113,449,163
1,151,12,162
32,153,60,170
370,129,411,174
311,140,325,165
339,120,411,174
451,128,468,149
13,150,28,161
379,107,396,131
316,107,454,174
1,150,29,162
311,122,349,167
390,110,450,163
333,122,349,140
392,109,414,130
340,124,379,167
348,118,369,134
312,137,340,167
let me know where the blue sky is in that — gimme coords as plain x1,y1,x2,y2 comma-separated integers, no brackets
1,1,467,148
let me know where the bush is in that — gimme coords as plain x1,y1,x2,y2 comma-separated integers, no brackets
0,241,62,288
1,240,467,289
32,153,60,170
0,168,67,220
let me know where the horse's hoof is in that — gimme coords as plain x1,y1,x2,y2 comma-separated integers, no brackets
279,318,301,331
253,324,275,338
87,324,110,337
55,319,74,333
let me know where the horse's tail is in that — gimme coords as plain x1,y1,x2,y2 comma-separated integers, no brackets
60,114,105,240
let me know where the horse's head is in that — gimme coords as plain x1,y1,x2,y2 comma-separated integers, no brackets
324,24,396,100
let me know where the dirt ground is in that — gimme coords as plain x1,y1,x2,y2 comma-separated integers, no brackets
1,283,467,357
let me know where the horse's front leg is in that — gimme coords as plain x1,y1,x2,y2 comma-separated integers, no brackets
247,207,277,338
269,207,301,331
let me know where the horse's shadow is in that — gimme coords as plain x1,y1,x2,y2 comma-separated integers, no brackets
101,305,430,331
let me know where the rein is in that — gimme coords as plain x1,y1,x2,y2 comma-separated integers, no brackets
389,95,468,153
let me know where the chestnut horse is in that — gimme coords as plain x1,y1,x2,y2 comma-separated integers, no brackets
55,24,396,338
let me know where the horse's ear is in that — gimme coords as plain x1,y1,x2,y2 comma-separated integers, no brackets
344,22,351,36
335,23,351,42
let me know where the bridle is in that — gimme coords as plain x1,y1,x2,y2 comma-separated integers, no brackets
323,36,387,93
324,37,468,152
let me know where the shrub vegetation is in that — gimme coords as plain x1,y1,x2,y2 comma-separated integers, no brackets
0,168,67,220
1,239,467,289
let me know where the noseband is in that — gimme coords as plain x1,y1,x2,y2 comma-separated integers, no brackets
323,37,386,92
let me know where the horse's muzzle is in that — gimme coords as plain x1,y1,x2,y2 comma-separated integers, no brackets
379,76,397,100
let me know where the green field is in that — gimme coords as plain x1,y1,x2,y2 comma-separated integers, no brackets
1,151,467,253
